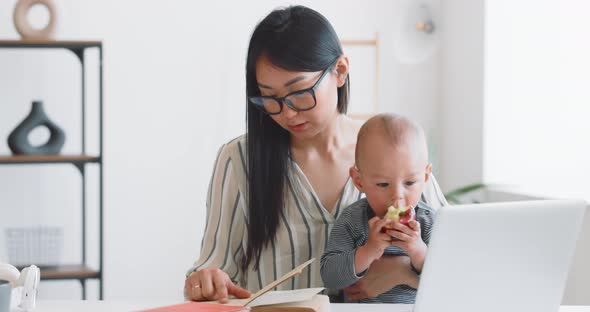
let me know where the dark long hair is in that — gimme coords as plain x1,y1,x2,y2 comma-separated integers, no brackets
243,5,349,272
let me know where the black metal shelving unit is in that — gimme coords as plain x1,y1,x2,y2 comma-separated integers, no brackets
0,40,104,299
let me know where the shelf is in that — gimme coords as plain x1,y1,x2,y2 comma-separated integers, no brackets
0,40,102,49
1,38,104,298
0,155,100,165
17,264,101,280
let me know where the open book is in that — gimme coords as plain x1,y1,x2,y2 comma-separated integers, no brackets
142,258,329,312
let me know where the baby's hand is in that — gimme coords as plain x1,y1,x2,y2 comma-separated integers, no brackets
355,216,396,274
365,216,396,260
386,220,427,271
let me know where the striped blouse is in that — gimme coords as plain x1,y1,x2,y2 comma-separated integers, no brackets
187,135,448,292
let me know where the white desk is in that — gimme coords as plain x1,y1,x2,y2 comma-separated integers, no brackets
23,301,590,312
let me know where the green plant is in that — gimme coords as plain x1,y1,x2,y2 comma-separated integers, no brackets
444,183,487,205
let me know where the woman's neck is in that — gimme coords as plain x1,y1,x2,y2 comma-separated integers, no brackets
291,114,352,156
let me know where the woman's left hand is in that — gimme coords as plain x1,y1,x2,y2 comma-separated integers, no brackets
343,255,419,301
386,220,427,272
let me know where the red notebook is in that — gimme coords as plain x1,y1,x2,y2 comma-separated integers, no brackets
140,301,249,312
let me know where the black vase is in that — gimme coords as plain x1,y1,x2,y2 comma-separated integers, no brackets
7,101,65,155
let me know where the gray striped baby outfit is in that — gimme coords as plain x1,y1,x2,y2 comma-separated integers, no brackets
321,198,436,303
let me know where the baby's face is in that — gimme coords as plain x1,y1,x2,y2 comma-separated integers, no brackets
355,141,431,217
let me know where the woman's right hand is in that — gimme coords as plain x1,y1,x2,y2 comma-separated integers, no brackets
185,267,251,303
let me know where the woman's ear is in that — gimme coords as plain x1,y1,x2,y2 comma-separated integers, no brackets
350,165,364,192
424,163,433,183
335,55,350,88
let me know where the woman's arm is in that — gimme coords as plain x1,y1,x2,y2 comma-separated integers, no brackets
185,141,250,302
343,255,419,301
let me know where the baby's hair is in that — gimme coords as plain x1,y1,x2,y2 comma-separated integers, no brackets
355,113,428,168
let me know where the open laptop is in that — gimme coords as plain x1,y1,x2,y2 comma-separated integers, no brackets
412,200,586,312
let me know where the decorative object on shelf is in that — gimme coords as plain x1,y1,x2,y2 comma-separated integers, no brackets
393,0,439,64
13,0,57,40
4,226,63,267
7,100,65,155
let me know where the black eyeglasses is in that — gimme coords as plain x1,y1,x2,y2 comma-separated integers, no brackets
249,60,337,115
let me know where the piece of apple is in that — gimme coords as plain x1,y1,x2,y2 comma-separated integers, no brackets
382,204,415,231
397,206,416,226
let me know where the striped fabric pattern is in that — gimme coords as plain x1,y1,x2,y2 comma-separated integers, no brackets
320,198,436,303
187,135,448,293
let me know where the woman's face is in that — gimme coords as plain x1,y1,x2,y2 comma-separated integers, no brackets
254,55,347,139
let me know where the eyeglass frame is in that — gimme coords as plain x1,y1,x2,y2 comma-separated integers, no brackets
249,59,339,115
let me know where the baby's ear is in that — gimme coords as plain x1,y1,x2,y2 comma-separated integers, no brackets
424,163,433,182
349,165,364,192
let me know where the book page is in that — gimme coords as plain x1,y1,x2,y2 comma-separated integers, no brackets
247,288,324,307
242,258,315,306
141,302,249,312
251,294,331,312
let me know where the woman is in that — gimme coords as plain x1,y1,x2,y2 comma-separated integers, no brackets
185,5,448,303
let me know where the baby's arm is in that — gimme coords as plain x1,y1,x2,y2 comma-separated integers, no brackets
387,219,427,272
406,220,427,272
354,216,395,274
321,210,370,289
387,205,436,273
321,210,395,290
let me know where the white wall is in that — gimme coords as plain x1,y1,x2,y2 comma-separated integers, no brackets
438,0,485,193
0,0,440,301
438,0,590,304
484,0,590,202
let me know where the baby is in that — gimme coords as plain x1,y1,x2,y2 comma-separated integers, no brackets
320,113,436,303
